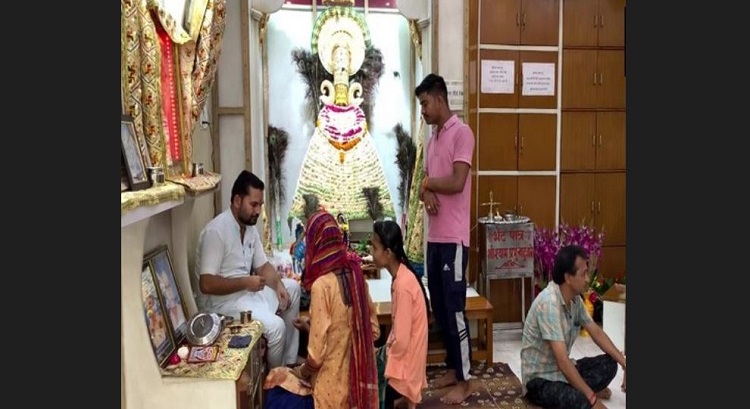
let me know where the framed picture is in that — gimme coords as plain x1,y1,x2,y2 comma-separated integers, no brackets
146,245,189,345
141,262,176,367
121,153,130,192
121,114,150,191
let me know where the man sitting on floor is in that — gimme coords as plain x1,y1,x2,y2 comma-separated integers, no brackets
195,170,301,369
521,245,626,409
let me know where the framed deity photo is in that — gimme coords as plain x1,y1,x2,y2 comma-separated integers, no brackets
121,114,150,191
141,262,176,367
146,245,189,345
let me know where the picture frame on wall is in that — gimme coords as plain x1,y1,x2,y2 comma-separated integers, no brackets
121,114,150,191
141,262,176,367
145,245,189,345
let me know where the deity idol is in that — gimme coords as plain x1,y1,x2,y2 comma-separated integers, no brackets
289,6,394,221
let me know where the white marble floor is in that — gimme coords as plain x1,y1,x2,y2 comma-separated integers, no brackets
494,327,626,409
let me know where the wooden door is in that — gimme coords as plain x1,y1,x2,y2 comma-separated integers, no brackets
597,50,626,108
480,0,521,45
595,172,625,245
598,0,626,47
563,0,598,47
519,51,559,109
479,50,520,108
518,175,556,230
596,112,626,170
518,114,556,171
520,0,560,46
560,173,596,227
478,113,518,170
598,245,626,280
561,112,597,171
562,50,598,108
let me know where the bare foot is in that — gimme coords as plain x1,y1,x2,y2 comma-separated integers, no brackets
433,369,458,388
440,381,472,405
596,387,612,400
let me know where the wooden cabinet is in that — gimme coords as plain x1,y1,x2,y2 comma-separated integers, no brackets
479,50,559,109
598,245,626,280
480,0,559,46
559,172,625,246
478,113,556,171
562,49,625,109
478,175,556,230
561,112,625,171
563,0,626,48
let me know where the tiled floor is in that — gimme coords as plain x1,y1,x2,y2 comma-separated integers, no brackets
494,327,626,409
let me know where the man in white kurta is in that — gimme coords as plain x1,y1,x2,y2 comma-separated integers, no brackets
195,170,300,368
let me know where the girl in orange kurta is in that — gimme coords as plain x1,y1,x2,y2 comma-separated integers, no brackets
291,210,380,409
372,220,430,409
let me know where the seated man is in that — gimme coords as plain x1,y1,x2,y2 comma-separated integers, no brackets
521,245,626,409
196,170,301,369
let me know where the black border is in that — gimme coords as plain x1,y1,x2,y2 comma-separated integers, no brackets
628,2,737,406
8,1,115,406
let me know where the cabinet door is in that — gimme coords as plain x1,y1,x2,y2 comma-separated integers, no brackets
520,0,559,46
598,245,626,280
595,112,626,170
595,172,625,245
518,175,556,230
480,0,521,45
563,0,598,47
479,50,519,108
518,114,556,171
519,51,559,109
562,50,598,108
561,112,597,171
597,50,626,109
560,173,596,226
478,113,518,170
598,0,626,47
477,175,518,219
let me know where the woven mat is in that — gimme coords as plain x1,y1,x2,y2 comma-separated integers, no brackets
417,362,541,409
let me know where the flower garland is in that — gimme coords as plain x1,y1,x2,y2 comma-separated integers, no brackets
318,104,367,162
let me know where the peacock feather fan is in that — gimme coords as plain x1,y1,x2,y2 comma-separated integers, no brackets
393,123,416,210
362,187,384,221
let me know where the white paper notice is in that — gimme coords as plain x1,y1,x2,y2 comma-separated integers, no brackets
481,60,514,94
522,62,555,96
446,80,464,111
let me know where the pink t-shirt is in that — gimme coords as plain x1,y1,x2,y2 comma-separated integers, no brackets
425,114,475,246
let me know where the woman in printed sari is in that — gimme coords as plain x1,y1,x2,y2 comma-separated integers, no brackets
264,210,380,408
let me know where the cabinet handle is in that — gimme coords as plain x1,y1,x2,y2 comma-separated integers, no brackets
592,134,596,147
599,73,603,85
514,132,518,148
522,13,527,27
520,204,524,214
598,134,602,146
516,13,520,26
600,14,604,27
593,72,597,85
591,201,595,213
594,14,598,28
521,136,525,149
597,201,601,214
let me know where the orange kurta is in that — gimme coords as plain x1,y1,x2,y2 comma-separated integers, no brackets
308,272,380,409
385,264,429,403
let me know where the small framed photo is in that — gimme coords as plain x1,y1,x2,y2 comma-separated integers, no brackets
141,262,176,367
146,245,189,345
121,114,150,191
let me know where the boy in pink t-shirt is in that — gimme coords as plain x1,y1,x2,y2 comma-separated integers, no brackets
416,73,475,405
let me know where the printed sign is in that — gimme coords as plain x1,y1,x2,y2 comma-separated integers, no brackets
482,222,535,279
